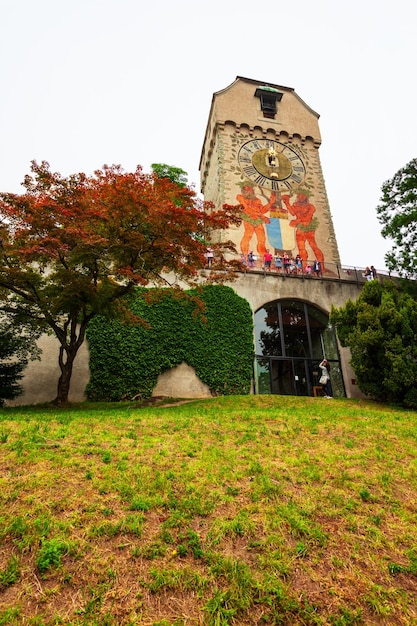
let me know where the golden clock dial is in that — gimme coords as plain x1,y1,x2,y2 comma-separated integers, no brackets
238,139,306,191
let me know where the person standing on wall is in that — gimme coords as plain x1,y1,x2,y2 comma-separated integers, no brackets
263,249,273,271
319,359,333,398
206,247,214,268
313,259,322,277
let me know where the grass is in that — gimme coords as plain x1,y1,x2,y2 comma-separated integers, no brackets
0,395,416,625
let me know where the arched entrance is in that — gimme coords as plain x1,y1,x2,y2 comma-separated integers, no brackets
254,299,345,397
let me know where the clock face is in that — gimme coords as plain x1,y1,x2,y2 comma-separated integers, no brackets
238,139,306,191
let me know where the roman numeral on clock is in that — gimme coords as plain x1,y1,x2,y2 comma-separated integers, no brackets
254,174,268,186
243,165,257,177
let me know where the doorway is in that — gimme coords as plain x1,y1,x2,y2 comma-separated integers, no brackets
254,299,345,397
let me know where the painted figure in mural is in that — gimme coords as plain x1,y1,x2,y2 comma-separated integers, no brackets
262,189,293,252
282,190,325,271
237,184,277,256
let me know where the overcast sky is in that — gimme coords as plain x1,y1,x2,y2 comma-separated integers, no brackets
1,0,416,271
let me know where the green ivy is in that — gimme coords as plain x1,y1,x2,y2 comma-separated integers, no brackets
86,285,254,401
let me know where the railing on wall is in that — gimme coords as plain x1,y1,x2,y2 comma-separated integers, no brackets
223,255,396,285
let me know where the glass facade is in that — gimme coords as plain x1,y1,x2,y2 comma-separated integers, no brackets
254,299,345,397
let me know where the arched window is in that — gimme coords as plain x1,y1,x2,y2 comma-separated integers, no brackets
254,299,345,397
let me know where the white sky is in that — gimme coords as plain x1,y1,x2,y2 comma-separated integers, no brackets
1,0,416,271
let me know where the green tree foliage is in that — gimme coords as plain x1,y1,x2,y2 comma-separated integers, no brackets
330,280,417,407
376,158,417,278
86,285,254,401
151,163,188,188
0,318,39,406
0,161,241,405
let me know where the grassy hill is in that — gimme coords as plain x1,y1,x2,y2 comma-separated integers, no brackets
0,395,416,625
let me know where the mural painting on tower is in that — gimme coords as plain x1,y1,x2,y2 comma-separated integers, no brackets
234,137,325,272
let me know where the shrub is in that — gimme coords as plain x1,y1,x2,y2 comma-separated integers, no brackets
86,285,254,401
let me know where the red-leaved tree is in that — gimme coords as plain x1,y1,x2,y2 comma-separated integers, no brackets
0,161,241,405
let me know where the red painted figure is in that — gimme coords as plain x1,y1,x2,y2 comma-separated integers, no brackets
237,184,276,256
282,192,325,270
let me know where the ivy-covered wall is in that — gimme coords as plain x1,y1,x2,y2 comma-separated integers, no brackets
86,285,254,401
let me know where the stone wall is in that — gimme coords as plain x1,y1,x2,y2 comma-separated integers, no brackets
7,272,366,405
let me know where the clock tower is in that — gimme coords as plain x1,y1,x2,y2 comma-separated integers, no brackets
199,76,341,271
198,77,364,399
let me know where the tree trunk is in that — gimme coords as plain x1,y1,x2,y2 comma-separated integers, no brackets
53,319,88,406
54,345,77,405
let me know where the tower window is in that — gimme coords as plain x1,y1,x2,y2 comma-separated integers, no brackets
255,87,283,119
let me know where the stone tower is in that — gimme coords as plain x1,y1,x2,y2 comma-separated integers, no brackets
199,77,365,399
199,76,341,272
